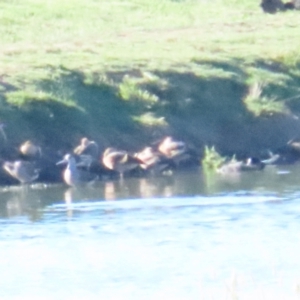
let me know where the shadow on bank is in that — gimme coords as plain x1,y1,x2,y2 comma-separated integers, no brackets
1,58,300,163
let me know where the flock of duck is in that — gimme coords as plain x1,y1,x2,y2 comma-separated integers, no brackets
1,124,300,187
0,135,200,186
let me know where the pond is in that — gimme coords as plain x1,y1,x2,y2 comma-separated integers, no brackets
0,164,300,299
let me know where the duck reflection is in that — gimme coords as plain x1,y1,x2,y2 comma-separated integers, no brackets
62,182,119,216
100,175,177,201
64,188,74,218
139,178,157,198
201,163,293,195
203,168,242,195
3,186,43,220
138,176,175,199
6,194,24,217
104,181,117,201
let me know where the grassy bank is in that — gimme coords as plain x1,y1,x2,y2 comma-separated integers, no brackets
1,0,300,158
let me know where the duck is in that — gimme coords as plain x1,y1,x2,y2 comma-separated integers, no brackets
157,136,199,168
135,147,162,169
19,140,42,159
267,139,300,164
73,137,99,169
3,160,40,184
217,157,265,175
102,147,141,178
157,136,186,158
73,137,99,157
134,146,173,173
56,153,98,186
261,153,281,165
287,138,300,153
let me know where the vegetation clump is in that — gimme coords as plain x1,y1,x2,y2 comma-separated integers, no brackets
243,82,289,117
202,146,227,171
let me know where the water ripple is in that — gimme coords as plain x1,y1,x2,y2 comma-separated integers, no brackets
0,168,300,299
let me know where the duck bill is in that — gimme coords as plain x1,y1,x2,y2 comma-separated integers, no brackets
56,159,67,166
3,162,12,172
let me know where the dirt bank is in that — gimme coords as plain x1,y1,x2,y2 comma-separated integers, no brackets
1,63,300,185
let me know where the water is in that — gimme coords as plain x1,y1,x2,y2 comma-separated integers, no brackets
1,165,300,299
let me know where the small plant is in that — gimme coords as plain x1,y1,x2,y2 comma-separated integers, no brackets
5,89,82,110
118,75,159,104
141,71,169,89
132,112,167,127
83,72,114,87
243,82,289,117
118,75,140,101
202,146,226,171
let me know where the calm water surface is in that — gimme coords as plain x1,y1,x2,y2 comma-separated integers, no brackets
1,165,300,299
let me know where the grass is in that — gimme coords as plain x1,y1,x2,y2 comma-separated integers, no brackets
5,89,79,109
243,82,290,117
202,146,227,171
1,0,300,155
0,0,299,75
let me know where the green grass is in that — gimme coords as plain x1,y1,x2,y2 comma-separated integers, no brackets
5,89,80,109
202,146,227,171
1,0,300,155
243,82,290,116
0,0,299,75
